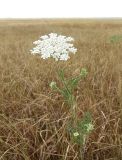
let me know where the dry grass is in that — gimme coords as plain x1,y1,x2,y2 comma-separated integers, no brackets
0,19,122,160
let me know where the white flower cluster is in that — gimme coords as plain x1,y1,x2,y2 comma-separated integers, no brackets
30,33,77,61
73,132,79,137
85,123,94,132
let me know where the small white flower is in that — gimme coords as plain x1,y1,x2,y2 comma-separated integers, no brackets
69,47,77,54
40,35,48,40
60,54,70,61
85,123,94,132
66,37,74,41
30,33,77,61
73,132,79,137
50,81,57,89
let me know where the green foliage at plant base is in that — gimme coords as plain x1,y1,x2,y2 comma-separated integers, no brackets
68,112,94,146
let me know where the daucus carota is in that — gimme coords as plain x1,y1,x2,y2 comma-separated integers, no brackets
30,33,77,61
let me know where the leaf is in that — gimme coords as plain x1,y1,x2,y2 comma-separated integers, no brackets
80,68,88,78
58,69,65,82
67,76,81,92
77,112,93,134
61,88,71,99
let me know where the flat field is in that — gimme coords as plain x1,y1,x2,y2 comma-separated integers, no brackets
0,19,122,160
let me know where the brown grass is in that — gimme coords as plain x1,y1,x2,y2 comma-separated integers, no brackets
0,19,122,160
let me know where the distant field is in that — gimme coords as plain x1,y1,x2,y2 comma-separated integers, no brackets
0,19,122,160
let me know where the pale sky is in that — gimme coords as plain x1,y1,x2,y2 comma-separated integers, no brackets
0,0,122,18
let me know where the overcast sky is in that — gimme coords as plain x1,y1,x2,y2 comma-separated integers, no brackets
0,0,122,18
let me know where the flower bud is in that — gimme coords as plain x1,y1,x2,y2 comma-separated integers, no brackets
85,123,94,132
80,68,88,77
73,132,79,137
50,81,57,90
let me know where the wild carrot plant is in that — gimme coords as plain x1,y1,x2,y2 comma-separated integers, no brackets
31,33,94,159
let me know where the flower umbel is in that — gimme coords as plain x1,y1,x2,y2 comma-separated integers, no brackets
30,33,77,61
50,81,57,90
85,123,94,132
73,132,79,137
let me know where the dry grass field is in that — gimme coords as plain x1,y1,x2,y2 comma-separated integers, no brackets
0,19,122,160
